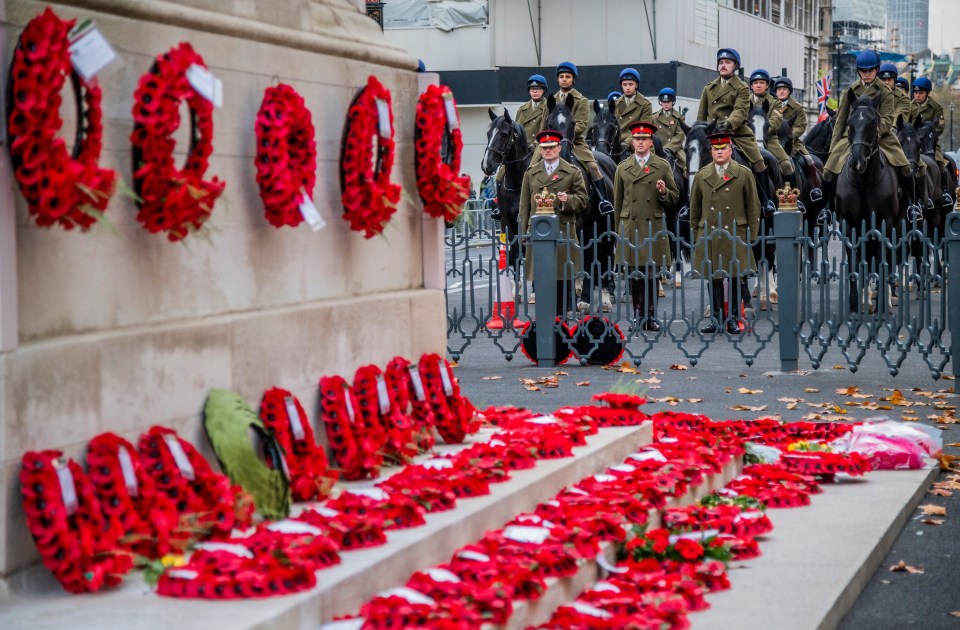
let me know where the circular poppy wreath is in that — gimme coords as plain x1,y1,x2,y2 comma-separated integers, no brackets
339,75,401,238
20,450,132,593
414,84,470,222
130,42,225,242
254,84,317,228
6,8,116,230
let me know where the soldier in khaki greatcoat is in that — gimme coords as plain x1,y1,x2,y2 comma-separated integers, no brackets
519,130,589,316
614,68,653,154
772,77,809,156
516,74,548,146
614,122,680,332
911,76,953,205
652,88,687,176
690,132,760,335
877,64,911,125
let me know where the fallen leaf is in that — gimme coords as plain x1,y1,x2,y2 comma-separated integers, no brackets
524,385,541,392
687,398,703,403
902,416,920,422
519,378,537,385
920,518,944,526
618,361,638,373
778,397,803,403
833,365,846,370
950,612,960,618
649,368,664,375
836,386,860,396
920,504,947,516
787,402,799,410
555,371,569,376
725,387,732,394
729,404,768,412
804,388,820,393
929,488,953,497
575,381,591,387
738,388,763,394
880,580,891,585
636,377,661,384
938,454,960,470
889,560,923,574
849,392,873,399
482,375,504,381
670,364,688,371
448,360,459,367
832,405,848,414
946,442,960,447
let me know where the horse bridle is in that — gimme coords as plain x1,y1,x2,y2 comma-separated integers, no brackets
482,126,530,169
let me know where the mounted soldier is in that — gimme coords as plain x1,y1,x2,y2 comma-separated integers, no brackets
652,87,687,176
516,74,548,145
821,50,913,212
878,63,911,123
911,76,953,205
772,76,809,158
748,68,794,177
614,68,653,156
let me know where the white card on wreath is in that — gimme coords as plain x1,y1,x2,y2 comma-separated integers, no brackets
375,98,392,138
53,459,79,516
442,92,459,131
68,24,116,81
187,64,223,108
298,191,326,232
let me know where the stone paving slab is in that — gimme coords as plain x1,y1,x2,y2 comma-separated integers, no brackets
692,467,937,630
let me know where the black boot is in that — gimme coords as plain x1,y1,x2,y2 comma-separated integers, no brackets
817,174,836,225
592,177,614,215
752,168,777,218
644,270,661,332
941,166,954,207
700,280,726,334
899,172,922,220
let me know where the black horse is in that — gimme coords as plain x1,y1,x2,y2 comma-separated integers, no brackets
915,118,956,283
543,93,617,312
481,108,531,268
834,94,900,314
586,96,626,161
802,107,835,165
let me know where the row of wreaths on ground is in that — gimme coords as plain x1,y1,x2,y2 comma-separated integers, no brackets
8,9,469,242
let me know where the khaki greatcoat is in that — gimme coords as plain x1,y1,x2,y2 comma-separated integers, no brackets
519,158,588,281
911,96,948,170
515,99,546,146
613,153,680,267
825,79,909,174
652,108,687,173
696,74,765,167
778,96,808,155
615,95,654,147
536,88,595,167
690,161,761,278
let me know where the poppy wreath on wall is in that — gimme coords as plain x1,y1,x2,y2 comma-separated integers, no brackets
130,42,225,241
254,84,317,228
414,84,470,222
6,8,116,230
20,450,133,593
339,75,401,238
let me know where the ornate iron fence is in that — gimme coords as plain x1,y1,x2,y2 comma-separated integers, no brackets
445,210,959,379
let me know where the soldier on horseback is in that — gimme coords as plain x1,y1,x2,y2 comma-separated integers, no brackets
516,74,548,145
614,68,653,156
878,64,911,123
911,76,953,206
821,50,913,214
652,88,687,176
748,69,794,177
535,61,614,213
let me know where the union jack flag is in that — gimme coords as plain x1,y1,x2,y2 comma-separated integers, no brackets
816,72,832,121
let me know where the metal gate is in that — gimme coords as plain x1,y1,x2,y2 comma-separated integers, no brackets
445,210,958,379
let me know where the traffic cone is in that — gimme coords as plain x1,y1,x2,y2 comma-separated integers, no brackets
486,245,523,330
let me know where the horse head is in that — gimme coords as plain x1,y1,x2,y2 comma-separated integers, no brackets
917,119,939,156
846,94,882,174
749,99,771,148
482,107,524,177
684,121,716,194
780,115,795,154
545,92,577,162
895,114,922,175
590,99,620,158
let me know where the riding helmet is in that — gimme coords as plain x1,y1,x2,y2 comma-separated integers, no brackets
749,69,771,84
556,61,578,79
417,59,426,72
913,77,933,92
717,48,741,68
527,74,548,89
895,76,910,91
658,87,677,102
877,63,898,80
855,50,881,70
772,76,793,93
619,67,640,85
607,91,623,102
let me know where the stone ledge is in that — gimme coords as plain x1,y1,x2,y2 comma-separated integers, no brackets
0,424,653,629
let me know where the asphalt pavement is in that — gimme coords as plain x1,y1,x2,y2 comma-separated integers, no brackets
450,332,960,628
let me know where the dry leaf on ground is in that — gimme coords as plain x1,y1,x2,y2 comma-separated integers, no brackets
832,365,846,370
555,371,568,376
836,386,860,396
804,388,820,393
687,398,703,403
575,381,591,387
524,385,541,392
929,488,953,497
920,504,947,516
950,612,960,618
482,375,504,381
729,404,768,412
670,364,688,370
920,518,944,526
889,560,924,574
636,377,661,384
946,442,960,448
448,360,459,367
738,388,763,394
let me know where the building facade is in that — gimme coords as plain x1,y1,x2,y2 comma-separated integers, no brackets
887,0,929,55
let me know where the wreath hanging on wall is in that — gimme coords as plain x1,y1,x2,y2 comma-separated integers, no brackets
254,84,317,228
6,8,116,230
339,75,401,239
414,84,470,222
130,42,225,242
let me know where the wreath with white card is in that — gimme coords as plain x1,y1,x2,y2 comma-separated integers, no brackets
130,42,225,241
414,84,470,222
339,75,401,238
6,8,116,230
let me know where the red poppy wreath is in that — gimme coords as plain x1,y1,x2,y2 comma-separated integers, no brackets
414,84,470,221
130,42,225,241
254,84,317,228
339,75,401,238
6,8,116,230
